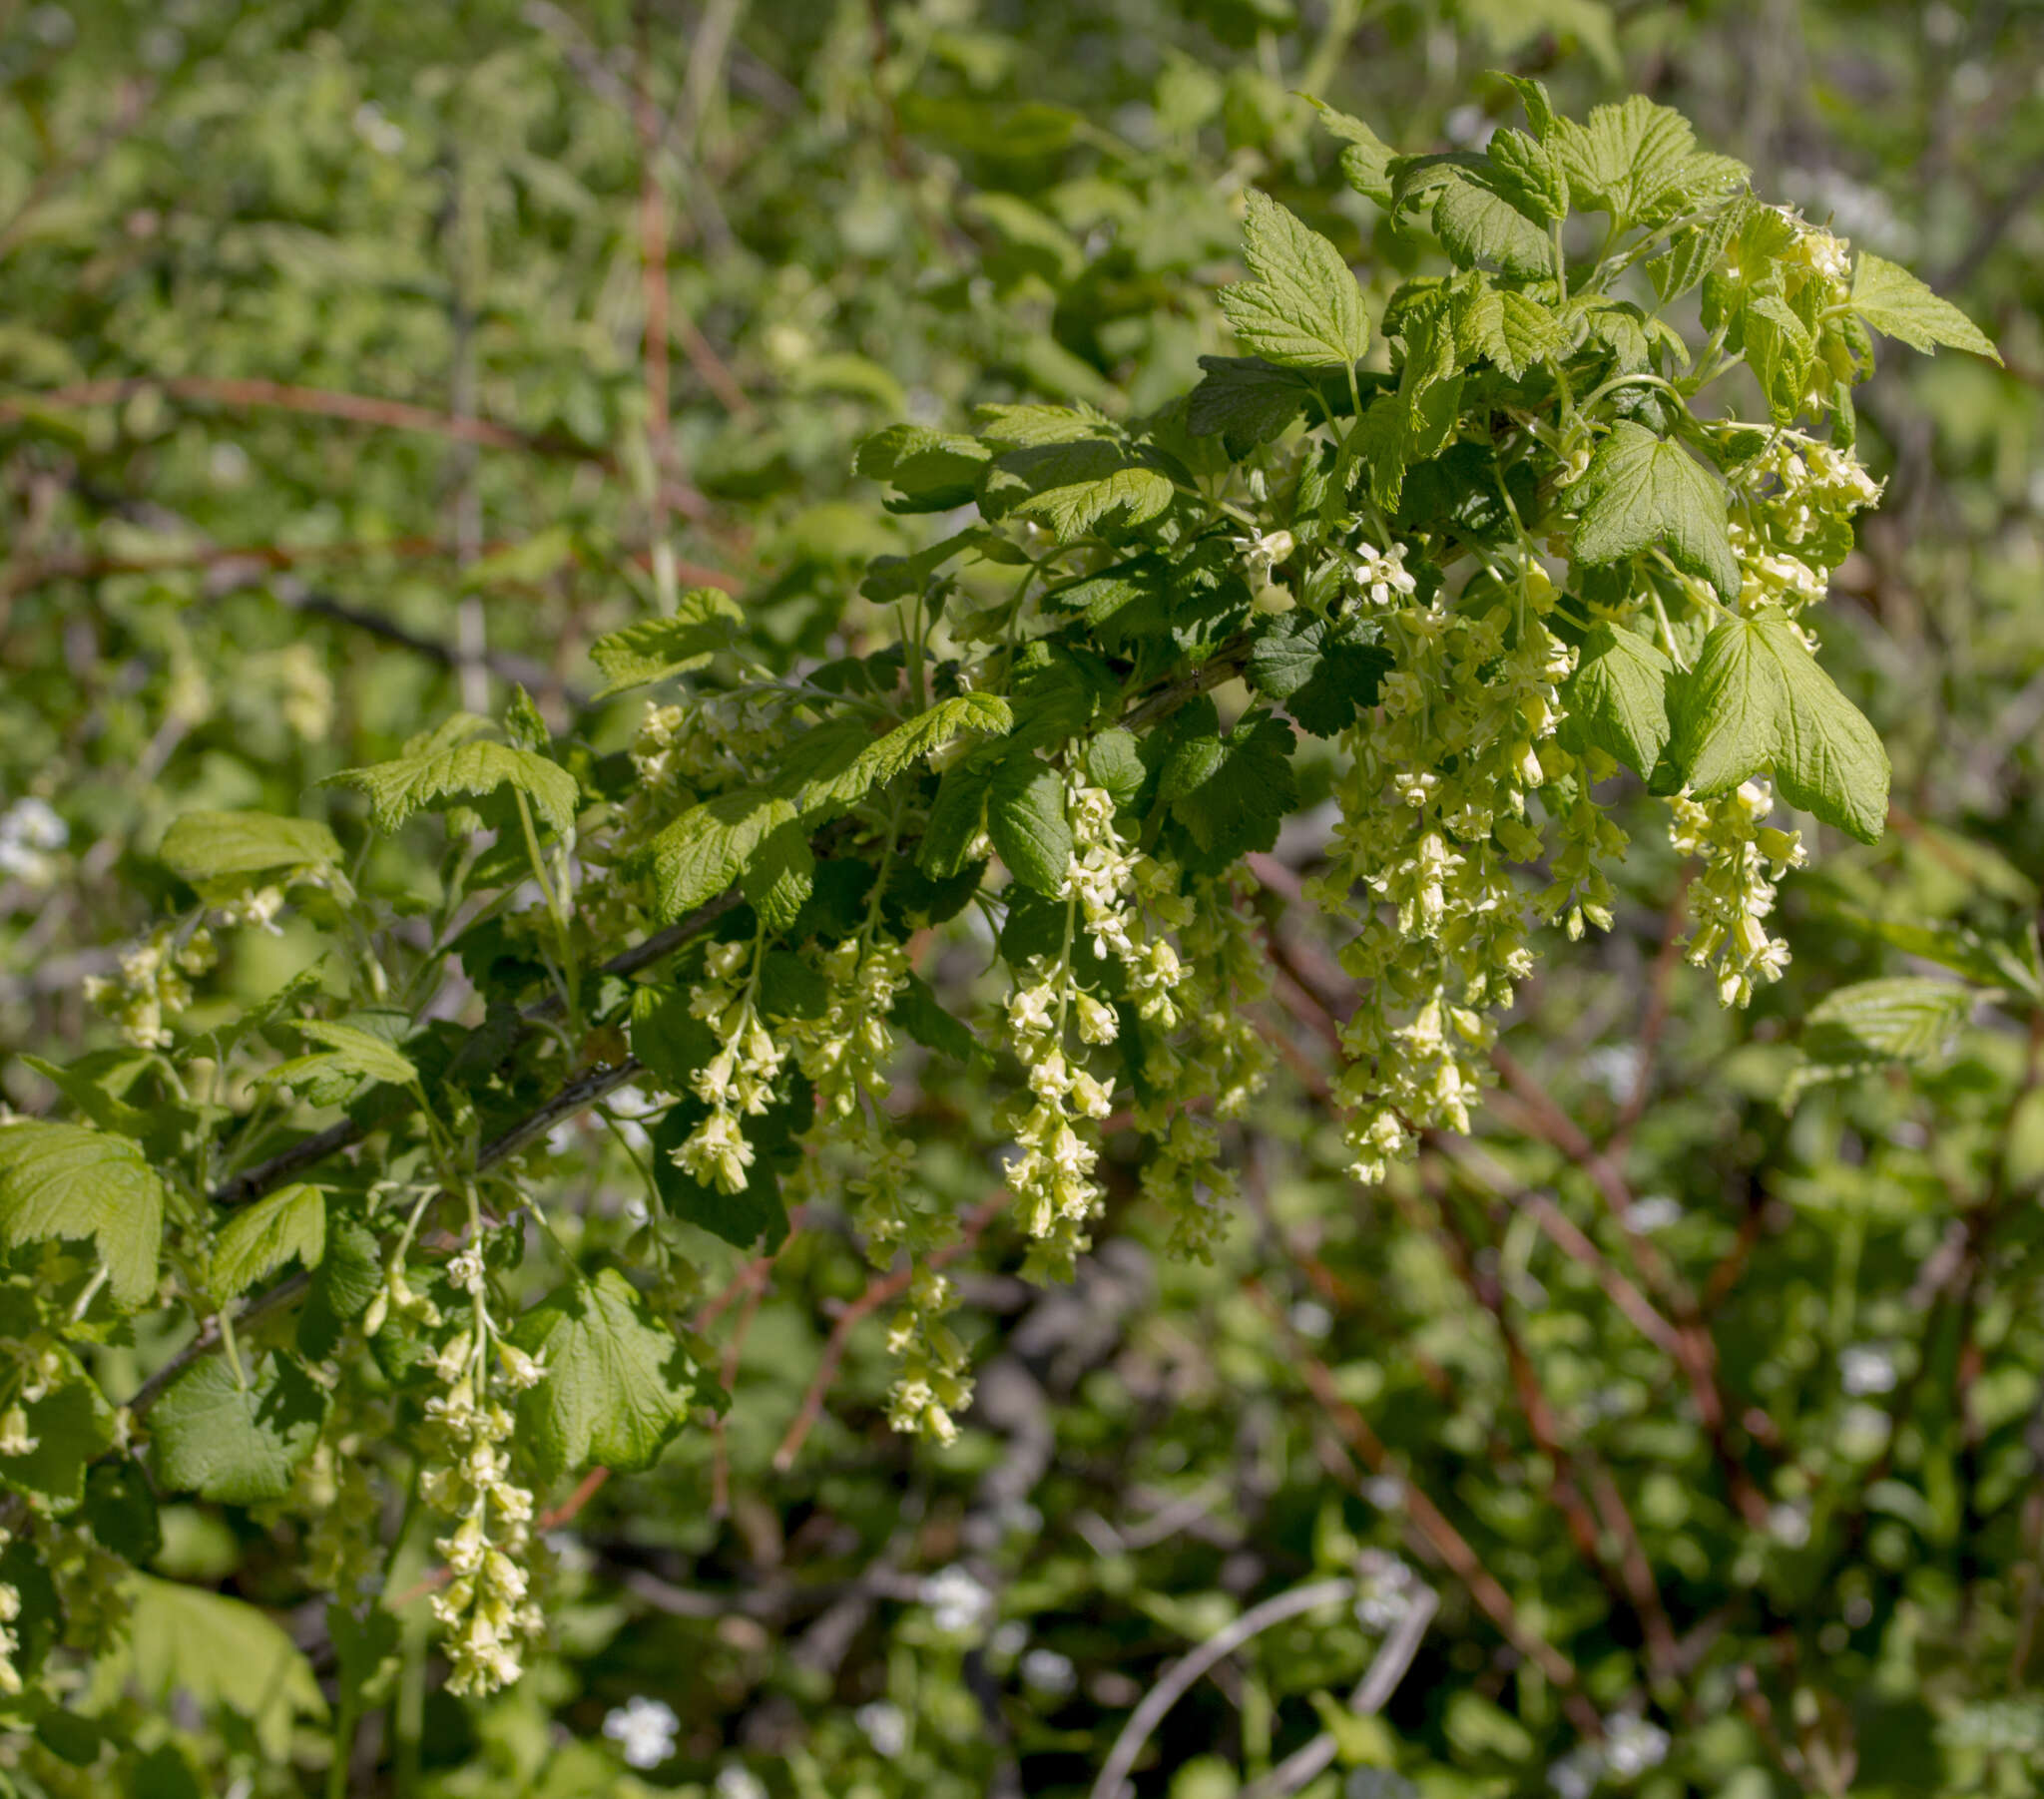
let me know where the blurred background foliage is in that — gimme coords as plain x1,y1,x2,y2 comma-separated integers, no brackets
4,0,2044,1795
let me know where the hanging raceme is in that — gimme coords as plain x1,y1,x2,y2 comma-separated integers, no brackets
2,79,1999,1711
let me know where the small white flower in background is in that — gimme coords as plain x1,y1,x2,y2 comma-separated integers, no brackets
1769,1502,1811,1548
1352,1551,1418,1630
1603,1714,1670,1778
352,100,406,156
1581,1043,1642,1104
1627,1195,1685,1233
1287,1299,1333,1340
1443,104,1496,149
989,1619,1029,1658
1022,1647,1077,1697
602,1695,678,1770
1547,1745,1602,1799
1362,1476,1405,1510
855,1699,908,1758
0,798,67,885
921,1564,993,1633
714,1766,768,1799
1840,1344,1896,1396
1351,541,1417,608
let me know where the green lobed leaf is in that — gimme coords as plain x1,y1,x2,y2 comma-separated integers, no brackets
1833,910,2042,1002
1571,420,1740,602
294,1019,416,1087
1433,172,1551,275
986,752,1074,896
1549,96,1740,225
118,1574,327,1761
920,748,1001,881
1802,977,1974,1068
1484,128,1570,225
1217,190,1369,371
1084,728,1147,807
510,1267,710,1481
1468,288,1564,381
741,819,816,933
83,1459,163,1564
149,1352,330,1505
211,1182,325,1299
1246,613,1391,736
324,714,580,837
1187,356,1314,456
1305,98,1396,208
853,423,993,512
795,691,1013,817
640,789,796,923
0,1121,163,1310
1742,291,1815,423
1560,624,1673,776
295,1211,381,1362
1849,250,2002,363
1015,461,1176,541
895,971,992,1067
588,590,745,696
1666,609,1889,842
1161,706,1298,864
158,810,339,886
1650,197,1749,303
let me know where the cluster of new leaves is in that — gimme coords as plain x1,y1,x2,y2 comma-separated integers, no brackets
0,74,2000,1777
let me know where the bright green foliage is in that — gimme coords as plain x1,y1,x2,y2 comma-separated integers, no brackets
1852,250,2006,362
0,1123,162,1310
1217,191,1371,369
209,1182,325,1298
510,1270,711,1481
325,714,580,837
1669,610,1889,841
1560,624,1672,775
0,6,2038,1797
157,811,341,888
588,590,745,696
1572,420,1740,600
112,1576,327,1761
148,1354,330,1505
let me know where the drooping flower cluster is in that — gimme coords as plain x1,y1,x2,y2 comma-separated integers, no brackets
82,923,216,1049
1003,953,1118,1281
416,1246,549,1695
631,694,780,801
0,1538,22,1698
1001,770,1212,1277
1310,562,1585,1183
1727,431,1883,616
1666,781,1806,1007
676,938,786,1195
1135,872,1273,1258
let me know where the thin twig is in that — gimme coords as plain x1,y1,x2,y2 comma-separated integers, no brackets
1238,1586,1440,1799
1090,1577,1358,1799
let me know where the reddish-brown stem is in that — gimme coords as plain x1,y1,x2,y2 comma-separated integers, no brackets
0,377,719,523
1610,869,1695,1151
634,3,674,544
1409,1169,1681,1682
1487,1047,1772,1531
